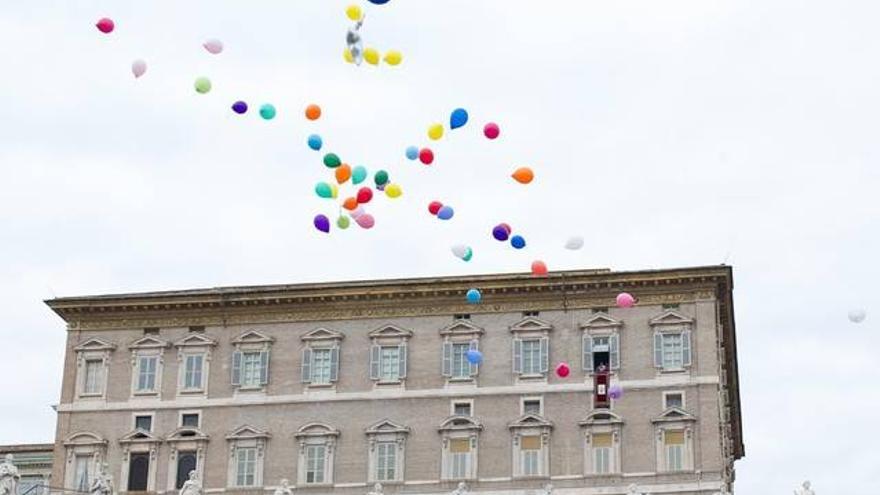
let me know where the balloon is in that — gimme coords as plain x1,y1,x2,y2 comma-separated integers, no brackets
95,18,115,34
330,183,339,198
131,59,146,78
466,289,482,304
343,197,359,210
232,101,248,114
367,0,390,4
419,148,434,165
383,50,402,66
352,166,367,184
350,206,365,219
305,104,322,121
374,170,389,186
511,167,534,184
428,123,444,141
313,214,330,233
510,235,526,249
335,164,352,184
608,385,623,400
323,153,341,168
500,223,512,235
405,146,419,160
203,39,223,54
484,122,500,139
492,225,509,241
307,134,322,150
437,206,454,220
451,244,469,259
531,260,548,276
450,108,469,129
315,182,334,199
462,248,473,262
356,214,375,229
385,184,402,198
616,292,635,308
259,104,276,120
194,77,212,94
848,309,867,323
337,215,350,229
345,4,363,21
565,236,584,250
364,47,380,65
357,187,373,204
555,362,570,378
343,47,355,64
428,201,443,215
466,349,483,365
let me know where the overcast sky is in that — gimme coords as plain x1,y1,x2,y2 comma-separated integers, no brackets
2,0,879,493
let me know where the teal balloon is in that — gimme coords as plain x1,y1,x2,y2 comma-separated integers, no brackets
315,182,333,198
259,103,276,120
323,153,341,168
352,166,368,185
374,170,389,186
462,247,473,262
450,108,469,129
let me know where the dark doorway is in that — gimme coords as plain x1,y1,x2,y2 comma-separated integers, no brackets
127,453,149,491
176,452,197,489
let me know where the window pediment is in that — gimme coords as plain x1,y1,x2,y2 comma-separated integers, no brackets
64,431,107,446
294,422,340,438
580,313,623,331
365,419,410,435
579,410,624,426
652,407,696,423
301,327,344,343
226,425,270,440
73,338,116,352
509,316,553,334
649,310,694,327
174,334,218,348
166,426,209,442
128,336,170,350
368,325,413,340
119,429,162,444
232,330,275,345
440,320,484,337
508,413,553,430
438,416,483,432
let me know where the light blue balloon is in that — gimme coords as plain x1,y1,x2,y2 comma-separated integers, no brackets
466,288,482,304
307,134,322,151
466,349,483,365
450,108,469,129
405,146,419,160
437,205,454,220
351,166,368,185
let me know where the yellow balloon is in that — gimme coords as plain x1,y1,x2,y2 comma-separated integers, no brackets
345,4,363,21
343,48,354,64
363,47,380,66
331,183,339,199
428,123,444,141
385,184,402,198
383,50,403,66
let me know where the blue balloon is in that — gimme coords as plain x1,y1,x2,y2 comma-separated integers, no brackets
437,206,454,220
307,134,322,151
450,108,469,129
510,235,526,249
368,0,390,4
492,225,509,241
466,349,483,365
405,146,419,160
466,288,481,304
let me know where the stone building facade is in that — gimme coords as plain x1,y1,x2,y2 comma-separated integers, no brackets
0,444,54,495
45,266,743,495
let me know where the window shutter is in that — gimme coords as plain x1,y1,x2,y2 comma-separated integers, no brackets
398,344,407,379
654,333,663,368
540,337,549,373
259,350,270,385
329,346,340,382
442,342,452,377
370,345,380,380
231,350,242,386
301,348,312,383
512,338,522,374
682,330,692,366
582,335,593,371
469,339,479,376
610,334,620,370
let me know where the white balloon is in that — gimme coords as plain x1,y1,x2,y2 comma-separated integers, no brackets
451,244,468,259
848,309,866,323
203,39,224,54
565,236,584,250
131,59,147,78
350,206,365,219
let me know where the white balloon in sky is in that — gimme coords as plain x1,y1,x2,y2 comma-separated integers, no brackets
203,39,224,54
565,236,584,250
131,59,147,78
847,309,866,323
451,244,468,259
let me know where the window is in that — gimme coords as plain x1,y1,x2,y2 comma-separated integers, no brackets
231,330,274,391
136,356,158,392
74,455,91,492
453,314,471,320
83,360,103,395
174,334,217,396
143,328,159,336
591,433,612,474
649,311,694,372
295,423,339,485
522,311,540,317
510,416,552,478
225,425,268,488
305,445,326,483
183,354,204,390
19,475,45,495
449,439,471,479
520,436,541,476
134,415,153,432
592,307,609,313
301,328,343,387
451,343,470,378
312,349,333,384
175,452,197,489
235,447,257,486
366,419,409,483
375,442,397,481
522,398,542,415
370,345,406,382
583,334,620,373
188,326,205,333
241,352,263,387
181,413,200,428
440,416,481,480
665,430,685,471
580,410,623,476
512,338,549,376
441,320,484,383
452,401,472,416
664,392,684,409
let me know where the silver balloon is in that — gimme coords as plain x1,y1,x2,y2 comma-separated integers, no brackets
451,244,468,259
346,18,364,66
564,236,584,250
848,309,866,323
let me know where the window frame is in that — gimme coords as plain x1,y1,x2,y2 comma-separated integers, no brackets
368,325,413,388
439,416,482,481
179,410,202,429
234,446,257,487
649,310,695,374
295,423,339,486
440,320,484,385
128,336,170,399
580,313,622,375
451,399,474,417
579,410,624,477
132,412,155,432
225,425,269,489
663,391,686,410
174,334,217,397
509,416,552,479
365,419,410,484
521,397,543,416
73,339,116,400
231,331,274,393
300,328,345,390
510,316,553,383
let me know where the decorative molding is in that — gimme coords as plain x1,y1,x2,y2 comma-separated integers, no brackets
293,422,340,439
128,336,170,350
301,327,345,342
649,310,695,327
367,325,413,340
438,416,483,433
580,313,623,331
439,320,484,337
73,338,116,352
651,406,697,424
174,334,218,348
509,316,553,333
226,425,270,440
231,330,275,345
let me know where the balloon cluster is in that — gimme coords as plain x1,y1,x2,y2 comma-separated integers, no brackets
491,223,526,250
429,201,454,220
451,244,473,262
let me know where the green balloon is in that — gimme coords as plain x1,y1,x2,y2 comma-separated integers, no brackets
337,215,350,229
323,153,341,168
315,182,333,198
259,104,276,120
462,248,473,262
352,166,368,185
374,170,389,186
194,77,212,94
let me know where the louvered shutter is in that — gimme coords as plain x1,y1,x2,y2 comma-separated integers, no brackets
682,330,692,366
654,333,663,368
329,347,340,382
610,334,620,370
469,339,479,376
582,335,593,371
513,338,522,373
301,348,312,383
259,350,270,385
540,337,549,373
398,344,407,379
231,350,242,385
370,345,380,380
442,342,452,377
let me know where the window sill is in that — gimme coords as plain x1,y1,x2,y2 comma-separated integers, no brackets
658,368,690,374
447,377,475,383
77,393,104,399
132,391,159,397
513,475,550,480
584,473,622,478
234,386,266,394
178,389,205,395
300,482,334,488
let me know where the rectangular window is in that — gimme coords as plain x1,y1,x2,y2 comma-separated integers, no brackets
592,433,613,474
521,340,542,374
74,455,91,492
181,413,200,428
137,356,158,392
183,354,204,390
451,343,470,378
664,430,685,471
664,392,684,409
522,311,540,317
662,334,684,369
380,346,400,381
241,352,263,387
235,447,257,486
449,439,470,479
305,445,326,484
19,475,44,495
83,359,103,395
520,435,541,476
453,401,472,416
311,349,332,384
376,442,397,481
134,415,152,432
523,399,542,415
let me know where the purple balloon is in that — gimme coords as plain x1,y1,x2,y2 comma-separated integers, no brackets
314,214,330,233
492,225,509,241
231,101,248,114
608,385,623,400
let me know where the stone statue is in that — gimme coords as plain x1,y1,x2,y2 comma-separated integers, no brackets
540,483,553,495
89,463,114,495
0,454,20,495
451,482,468,495
273,479,293,495
367,482,383,495
627,484,642,495
794,480,815,495
179,471,202,495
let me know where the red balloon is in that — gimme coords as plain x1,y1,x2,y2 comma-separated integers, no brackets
555,362,570,378
531,260,548,276
428,201,443,215
419,148,434,165
96,17,115,33
483,122,500,139
357,187,373,204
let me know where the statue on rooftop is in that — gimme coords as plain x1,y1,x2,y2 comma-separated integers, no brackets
367,482,383,495
274,479,293,495
451,482,468,495
0,454,20,495
89,463,114,495
179,470,202,495
794,481,815,495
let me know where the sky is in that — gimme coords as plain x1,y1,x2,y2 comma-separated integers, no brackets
1,0,879,493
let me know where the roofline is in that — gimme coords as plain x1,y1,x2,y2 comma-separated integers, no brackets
0,443,55,453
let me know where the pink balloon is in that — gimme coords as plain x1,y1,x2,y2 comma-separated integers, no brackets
350,206,365,219
95,18,115,34
203,39,224,54
483,122,500,139
616,292,635,308
131,59,147,78
555,362,570,378
356,214,375,229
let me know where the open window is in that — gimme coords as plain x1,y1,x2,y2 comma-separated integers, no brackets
580,313,622,374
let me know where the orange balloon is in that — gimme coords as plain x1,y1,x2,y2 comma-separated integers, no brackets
305,104,322,121
343,197,358,210
531,260,548,276
511,167,534,184
335,164,352,184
